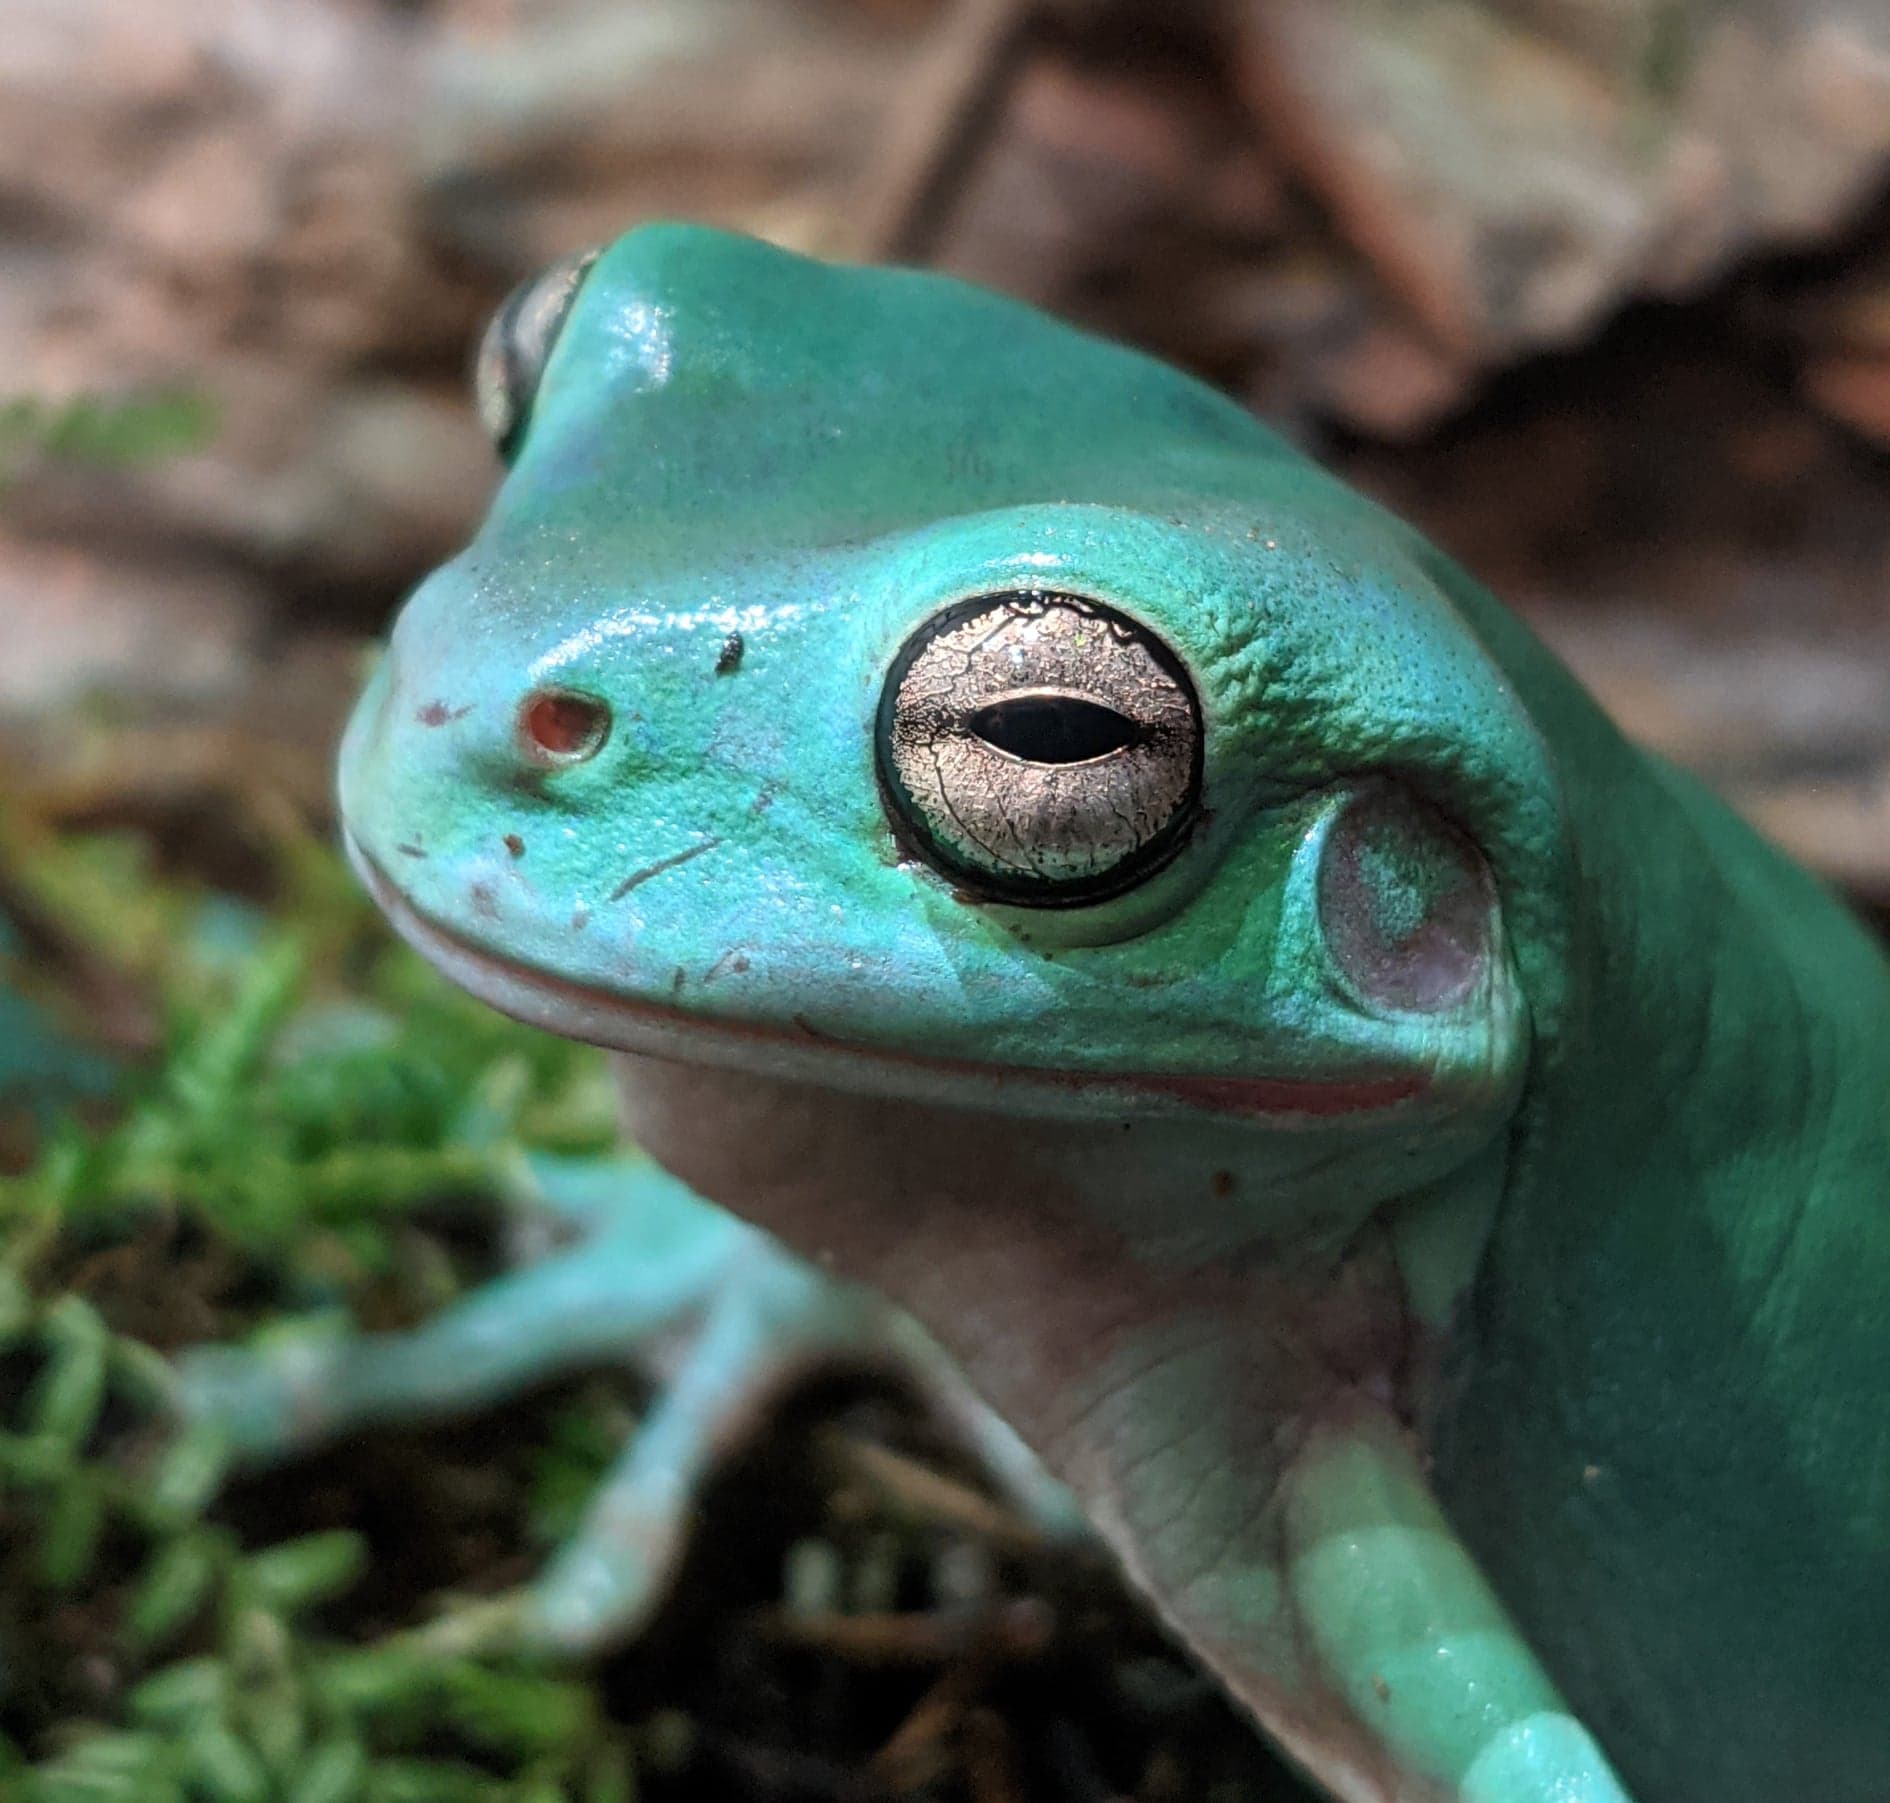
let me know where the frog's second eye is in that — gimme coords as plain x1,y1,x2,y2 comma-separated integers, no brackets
473,247,601,461
877,593,1202,906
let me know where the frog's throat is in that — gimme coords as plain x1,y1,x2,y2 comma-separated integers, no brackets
349,838,1428,1125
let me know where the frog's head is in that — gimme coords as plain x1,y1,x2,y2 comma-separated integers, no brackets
342,226,1565,1250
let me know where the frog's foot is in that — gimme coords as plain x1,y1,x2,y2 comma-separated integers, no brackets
0,981,120,1128
176,1152,1078,1653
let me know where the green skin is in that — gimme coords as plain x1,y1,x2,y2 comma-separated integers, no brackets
272,227,1890,1800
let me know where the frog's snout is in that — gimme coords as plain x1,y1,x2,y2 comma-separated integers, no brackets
342,633,619,820
336,650,397,830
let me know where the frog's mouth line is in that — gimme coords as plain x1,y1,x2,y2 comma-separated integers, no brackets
350,838,1426,1123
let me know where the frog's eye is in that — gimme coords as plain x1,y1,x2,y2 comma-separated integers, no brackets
473,247,601,462
1317,786,1494,1013
877,593,1202,905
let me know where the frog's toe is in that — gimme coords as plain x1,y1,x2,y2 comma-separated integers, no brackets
175,1176,736,1464
520,1252,832,1651
517,1238,1080,1653
1460,1716,1636,1803
174,1329,355,1464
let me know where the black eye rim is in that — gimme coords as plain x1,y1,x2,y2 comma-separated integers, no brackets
473,247,602,464
875,589,1206,910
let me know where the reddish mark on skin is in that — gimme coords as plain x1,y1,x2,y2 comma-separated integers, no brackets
1211,1169,1236,1198
416,701,472,727
701,948,753,984
1132,1071,1424,1118
503,834,525,859
396,842,428,860
362,849,1430,1124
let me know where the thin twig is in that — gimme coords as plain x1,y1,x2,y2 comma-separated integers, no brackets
850,0,1042,264
817,1424,1049,1555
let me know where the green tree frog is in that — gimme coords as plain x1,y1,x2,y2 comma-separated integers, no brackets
187,227,1890,1803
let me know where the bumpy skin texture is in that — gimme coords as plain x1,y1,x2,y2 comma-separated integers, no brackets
333,227,1889,1801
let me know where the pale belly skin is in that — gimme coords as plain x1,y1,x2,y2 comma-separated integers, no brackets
610,987,1890,1803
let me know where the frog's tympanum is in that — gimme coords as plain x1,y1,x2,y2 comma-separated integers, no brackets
186,227,1890,1803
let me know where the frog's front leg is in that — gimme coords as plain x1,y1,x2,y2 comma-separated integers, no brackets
1274,1416,1633,1803
177,1155,748,1465
1048,1388,1634,1803
177,1153,1077,1652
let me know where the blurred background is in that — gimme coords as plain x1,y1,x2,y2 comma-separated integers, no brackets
5,0,1890,894
3,4,1890,1799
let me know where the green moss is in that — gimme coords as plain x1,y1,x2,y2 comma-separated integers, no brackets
0,816,639,1801
0,390,219,480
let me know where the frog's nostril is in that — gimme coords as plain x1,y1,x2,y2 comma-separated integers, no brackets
517,688,611,766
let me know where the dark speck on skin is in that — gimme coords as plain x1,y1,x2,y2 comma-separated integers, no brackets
671,968,687,995
1212,1170,1236,1198
469,882,498,920
503,833,525,858
396,842,428,860
416,701,473,727
702,948,754,984
715,632,745,675
609,836,722,903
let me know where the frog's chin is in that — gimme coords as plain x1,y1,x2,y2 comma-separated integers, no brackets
350,838,1430,1127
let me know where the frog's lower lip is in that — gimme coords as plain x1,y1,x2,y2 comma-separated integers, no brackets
349,838,1426,1121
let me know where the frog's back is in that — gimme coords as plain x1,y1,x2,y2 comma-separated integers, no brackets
1419,626,1890,1800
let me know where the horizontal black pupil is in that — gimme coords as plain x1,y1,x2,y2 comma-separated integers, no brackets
968,695,1138,764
